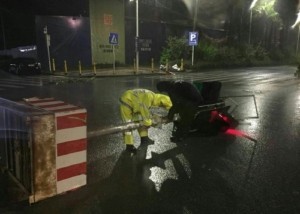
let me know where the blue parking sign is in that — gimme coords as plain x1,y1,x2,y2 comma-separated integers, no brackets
189,32,199,46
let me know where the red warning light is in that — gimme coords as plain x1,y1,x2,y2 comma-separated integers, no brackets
225,128,257,142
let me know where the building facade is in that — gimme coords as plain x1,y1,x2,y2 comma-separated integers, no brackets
89,0,125,65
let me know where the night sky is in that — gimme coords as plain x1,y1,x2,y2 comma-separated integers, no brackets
0,0,89,49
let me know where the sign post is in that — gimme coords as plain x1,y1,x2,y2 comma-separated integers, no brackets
189,32,199,66
44,26,51,72
109,33,119,73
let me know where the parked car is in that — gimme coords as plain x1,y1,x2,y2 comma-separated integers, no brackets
8,58,41,75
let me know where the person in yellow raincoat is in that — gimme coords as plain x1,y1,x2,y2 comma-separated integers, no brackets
119,89,172,154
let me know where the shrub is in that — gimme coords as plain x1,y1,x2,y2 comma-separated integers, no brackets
195,42,218,61
160,34,294,70
160,36,190,64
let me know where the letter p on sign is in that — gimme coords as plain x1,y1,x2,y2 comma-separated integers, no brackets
189,32,199,46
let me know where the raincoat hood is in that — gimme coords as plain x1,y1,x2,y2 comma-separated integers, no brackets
153,94,172,110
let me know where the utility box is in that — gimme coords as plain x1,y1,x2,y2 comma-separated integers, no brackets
24,97,87,203
0,98,56,203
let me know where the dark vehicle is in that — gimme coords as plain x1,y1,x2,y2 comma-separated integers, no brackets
8,58,41,75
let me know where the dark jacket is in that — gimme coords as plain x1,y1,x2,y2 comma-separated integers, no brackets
157,80,203,104
157,80,203,120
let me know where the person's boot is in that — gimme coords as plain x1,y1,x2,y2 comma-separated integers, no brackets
140,136,154,145
126,145,137,154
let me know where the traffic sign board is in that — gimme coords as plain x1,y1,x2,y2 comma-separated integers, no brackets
109,33,118,45
189,32,199,46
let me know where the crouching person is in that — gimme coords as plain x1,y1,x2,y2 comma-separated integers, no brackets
193,81,222,104
119,89,172,154
156,80,203,142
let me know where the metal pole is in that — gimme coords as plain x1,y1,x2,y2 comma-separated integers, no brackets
0,13,6,50
46,34,51,72
249,0,258,44
136,0,139,74
248,9,252,44
192,0,198,66
79,60,82,76
113,45,116,74
52,58,56,72
44,26,51,72
87,117,170,138
93,62,97,75
192,46,194,66
193,0,198,31
87,122,141,138
297,25,300,55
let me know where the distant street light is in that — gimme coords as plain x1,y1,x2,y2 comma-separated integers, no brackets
297,25,300,55
248,9,253,44
130,0,139,74
291,10,300,55
248,0,257,44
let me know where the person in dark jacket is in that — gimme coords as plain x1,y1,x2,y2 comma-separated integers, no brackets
193,81,222,104
157,80,222,142
157,80,204,142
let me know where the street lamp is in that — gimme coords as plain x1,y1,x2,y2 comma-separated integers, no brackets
296,25,300,55
248,0,257,44
291,10,300,55
248,9,253,44
130,0,139,74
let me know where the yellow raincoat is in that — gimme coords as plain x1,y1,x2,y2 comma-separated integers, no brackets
120,89,172,145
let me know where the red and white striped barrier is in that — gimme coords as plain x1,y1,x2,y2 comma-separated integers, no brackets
25,97,87,196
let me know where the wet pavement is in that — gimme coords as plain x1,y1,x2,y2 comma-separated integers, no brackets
0,66,300,213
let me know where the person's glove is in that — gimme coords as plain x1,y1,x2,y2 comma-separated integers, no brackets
152,121,162,129
172,113,181,122
139,121,150,129
161,116,171,124
151,114,171,128
152,114,162,124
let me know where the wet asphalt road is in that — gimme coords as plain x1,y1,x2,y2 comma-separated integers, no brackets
0,66,300,214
